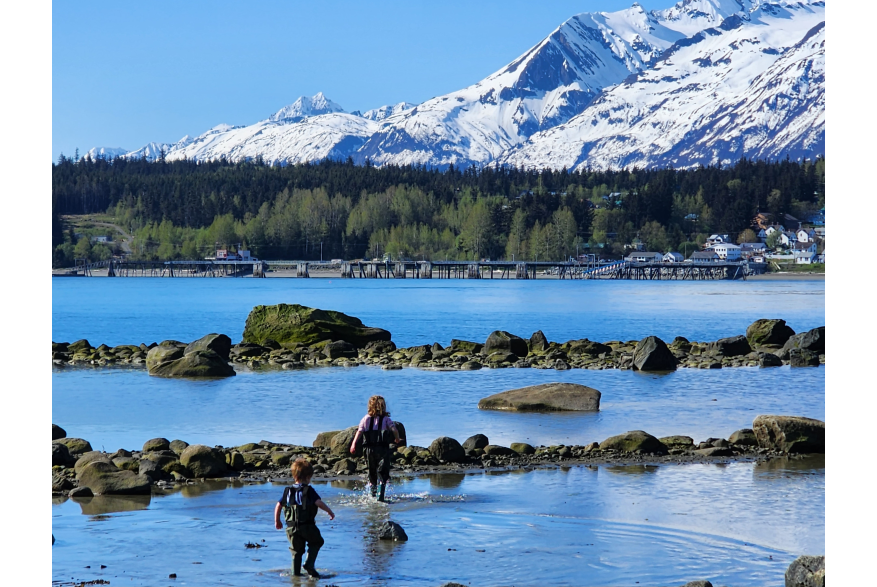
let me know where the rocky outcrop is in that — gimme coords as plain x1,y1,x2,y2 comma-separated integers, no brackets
564,339,612,356
746,319,795,346
478,382,601,412
600,431,668,455
146,344,185,371
429,437,465,463
179,444,228,477
76,460,151,495
184,333,232,361
759,352,783,367
785,555,824,587
752,415,825,453
484,331,528,358
633,337,677,371
149,350,236,378
242,304,391,347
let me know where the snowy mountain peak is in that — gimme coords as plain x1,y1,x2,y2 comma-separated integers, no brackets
85,147,128,160
269,92,345,122
361,102,417,122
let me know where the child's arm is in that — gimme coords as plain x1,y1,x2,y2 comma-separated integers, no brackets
315,499,335,520
349,429,362,454
391,422,402,444
274,502,283,530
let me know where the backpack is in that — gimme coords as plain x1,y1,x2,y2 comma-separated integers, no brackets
282,484,318,526
362,415,394,448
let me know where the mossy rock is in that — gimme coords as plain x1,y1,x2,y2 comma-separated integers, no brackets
55,437,93,455
67,339,93,353
149,350,236,378
242,304,391,348
237,442,261,452
271,452,293,467
600,431,668,455
179,444,227,477
313,430,342,448
142,438,170,453
483,444,516,456
752,415,824,453
146,345,185,371
450,339,483,354
746,319,795,346
729,428,758,446
510,443,536,455
185,333,232,361
658,435,694,449
478,383,600,412
330,426,362,457
169,439,189,454
460,361,482,370
112,457,141,472
77,460,151,495
226,451,245,470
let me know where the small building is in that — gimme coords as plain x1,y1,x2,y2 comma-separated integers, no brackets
91,235,110,243
706,234,731,245
689,251,720,264
710,243,742,261
778,231,799,247
740,242,767,256
791,241,818,254
627,251,663,263
663,252,684,263
794,251,817,264
796,227,816,243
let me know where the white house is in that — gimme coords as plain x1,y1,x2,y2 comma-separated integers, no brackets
689,251,720,264
796,227,816,243
627,251,663,263
764,224,785,236
740,242,767,255
710,243,742,261
706,234,731,245
794,251,817,264
778,231,798,247
791,241,818,254
663,252,684,263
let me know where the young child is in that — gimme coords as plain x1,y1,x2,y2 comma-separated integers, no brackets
274,458,335,578
350,395,402,502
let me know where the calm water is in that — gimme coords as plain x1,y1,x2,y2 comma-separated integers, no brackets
51,457,824,587
52,278,825,585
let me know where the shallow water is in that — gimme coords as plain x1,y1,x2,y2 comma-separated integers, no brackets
52,364,824,451
51,278,825,348
51,457,824,587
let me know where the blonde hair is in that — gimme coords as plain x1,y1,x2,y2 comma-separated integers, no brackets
291,458,314,482
367,395,389,416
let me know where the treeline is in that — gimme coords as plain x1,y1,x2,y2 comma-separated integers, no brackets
52,156,825,264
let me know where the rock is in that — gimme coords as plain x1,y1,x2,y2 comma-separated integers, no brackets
565,339,612,356
658,435,694,449
460,361,482,371
462,434,489,451
529,330,549,352
324,340,358,359
707,335,752,357
782,327,825,355
553,359,570,370
632,337,677,371
149,350,236,378
69,486,94,498
789,349,820,367
600,431,668,455
226,451,244,470
169,440,189,454
478,383,600,412
52,473,74,492
76,460,151,495
313,430,342,448
74,451,112,475
377,521,408,541
746,319,795,346
55,437,93,455
112,457,140,472
138,458,169,481
333,458,357,474
67,339,93,353
483,445,516,456
510,443,536,455
785,555,824,587
241,304,391,348
486,351,517,364
52,443,73,467
758,352,783,367
145,344,185,371
179,444,228,477
484,331,529,358
429,437,465,463
682,582,714,587
330,426,362,457
752,415,825,453
52,424,67,440
693,447,733,457
365,340,397,354
729,429,758,446
184,333,232,361
450,339,483,354
142,438,171,453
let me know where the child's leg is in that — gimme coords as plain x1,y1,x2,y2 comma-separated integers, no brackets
303,526,325,576
286,527,305,575
366,449,379,494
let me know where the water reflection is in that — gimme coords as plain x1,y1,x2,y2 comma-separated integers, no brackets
604,464,659,476
74,494,151,515
428,473,465,489
754,454,825,479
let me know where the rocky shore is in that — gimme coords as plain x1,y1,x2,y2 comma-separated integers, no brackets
52,305,825,376
52,415,824,497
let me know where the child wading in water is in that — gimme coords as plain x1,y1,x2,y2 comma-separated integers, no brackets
274,458,335,578
350,395,402,501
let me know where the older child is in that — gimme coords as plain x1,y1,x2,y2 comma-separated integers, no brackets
274,458,335,578
350,395,402,501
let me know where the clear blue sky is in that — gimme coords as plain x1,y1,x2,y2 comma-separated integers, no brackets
53,0,666,160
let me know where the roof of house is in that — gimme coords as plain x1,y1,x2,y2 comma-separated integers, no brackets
690,251,719,259
627,251,662,258
713,243,741,249
794,250,816,258
664,252,684,258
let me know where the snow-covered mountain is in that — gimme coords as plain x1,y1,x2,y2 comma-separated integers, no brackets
85,146,129,160
89,0,825,170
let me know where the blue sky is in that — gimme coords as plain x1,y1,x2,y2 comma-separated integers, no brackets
53,1,667,160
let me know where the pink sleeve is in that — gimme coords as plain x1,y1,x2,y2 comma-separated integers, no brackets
358,415,369,431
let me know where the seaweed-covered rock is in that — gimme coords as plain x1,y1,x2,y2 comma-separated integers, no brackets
179,444,228,477
789,349,820,367
142,438,170,453
484,331,528,358
169,439,189,455
658,435,694,449
184,333,232,361
528,331,549,353
600,431,668,455
54,437,93,455
429,437,465,463
450,339,483,354
785,555,824,587
67,339,93,353
510,442,535,455
564,339,612,356
483,444,516,456
746,319,795,346
478,383,600,412
460,360,482,370
242,304,391,348
632,337,677,371
76,460,151,495
149,350,236,378
752,415,824,453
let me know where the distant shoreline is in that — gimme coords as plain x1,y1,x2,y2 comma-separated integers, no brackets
746,272,825,281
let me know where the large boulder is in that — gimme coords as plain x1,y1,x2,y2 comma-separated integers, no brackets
782,327,825,355
149,350,236,378
429,437,465,463
600,431,668,455
729,429,758,446
462,434,489,451
785,555,824,587
484,331,529,358
76,460,151,495
142,438,170,453
169,439,189,454
752,415,824,453
52,424,67,440
707,335,752,357
179,444,228,477
313,430,342,448
184,333,232,361
564,339,612,356
323,340,358,360
450,339,483,354
52,443,73,467
330,426,361,457
746,319,795,346
145,344,185,371
241,304,391,348
759,352,783,367
67,339,93,353
478,383,601,412
74,451,112,475
632,336,677,371
528,331,549,353
789,349,820,367
54,437,93,455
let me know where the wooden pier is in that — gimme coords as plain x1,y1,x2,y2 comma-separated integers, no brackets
68,259,268,277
